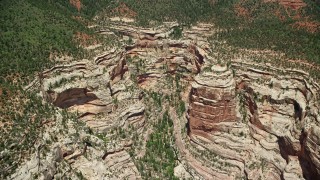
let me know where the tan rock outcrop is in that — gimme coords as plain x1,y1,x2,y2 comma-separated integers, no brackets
18,20,320,180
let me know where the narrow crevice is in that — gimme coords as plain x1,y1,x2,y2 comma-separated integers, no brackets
298,132,319,180
293,101,303,121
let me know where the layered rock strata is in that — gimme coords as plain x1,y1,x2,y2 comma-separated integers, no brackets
188,65,237,139
16,20,320,180
185,60,320,179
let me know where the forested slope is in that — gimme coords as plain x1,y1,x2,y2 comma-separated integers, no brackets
0,0,109,177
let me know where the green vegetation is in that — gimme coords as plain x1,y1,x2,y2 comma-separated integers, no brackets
110,0,320,64
213,0,320,64
170,26,183,39
0,92,56,177
176,100,186,117
0,0,115,80
136,110,178,179
150,91,163,110
0,0,111,177
238,92,248,123
111,0,213,26
1,0,79,79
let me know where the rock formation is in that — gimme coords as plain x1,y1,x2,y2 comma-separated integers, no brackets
16,18,320,180
188,64,237,139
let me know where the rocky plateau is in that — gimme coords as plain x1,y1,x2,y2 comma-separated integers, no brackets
14,18,320,180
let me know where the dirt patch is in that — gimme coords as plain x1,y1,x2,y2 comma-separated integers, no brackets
112,3,137,18
291,20,320,33
274,8,287,21
278,0,306,10
70,0,81,12
72,16,85,23
74,31,99,47
234,3,251,18
264,0,307,9
264,0,319,33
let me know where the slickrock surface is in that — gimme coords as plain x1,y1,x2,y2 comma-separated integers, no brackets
16,19,320,180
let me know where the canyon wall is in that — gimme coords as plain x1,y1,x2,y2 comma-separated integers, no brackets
16,20,320,180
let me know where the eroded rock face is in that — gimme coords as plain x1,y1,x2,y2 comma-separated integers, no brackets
185,60,320,179
47,88,98,109
17,20,320,180
188,65,237,139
